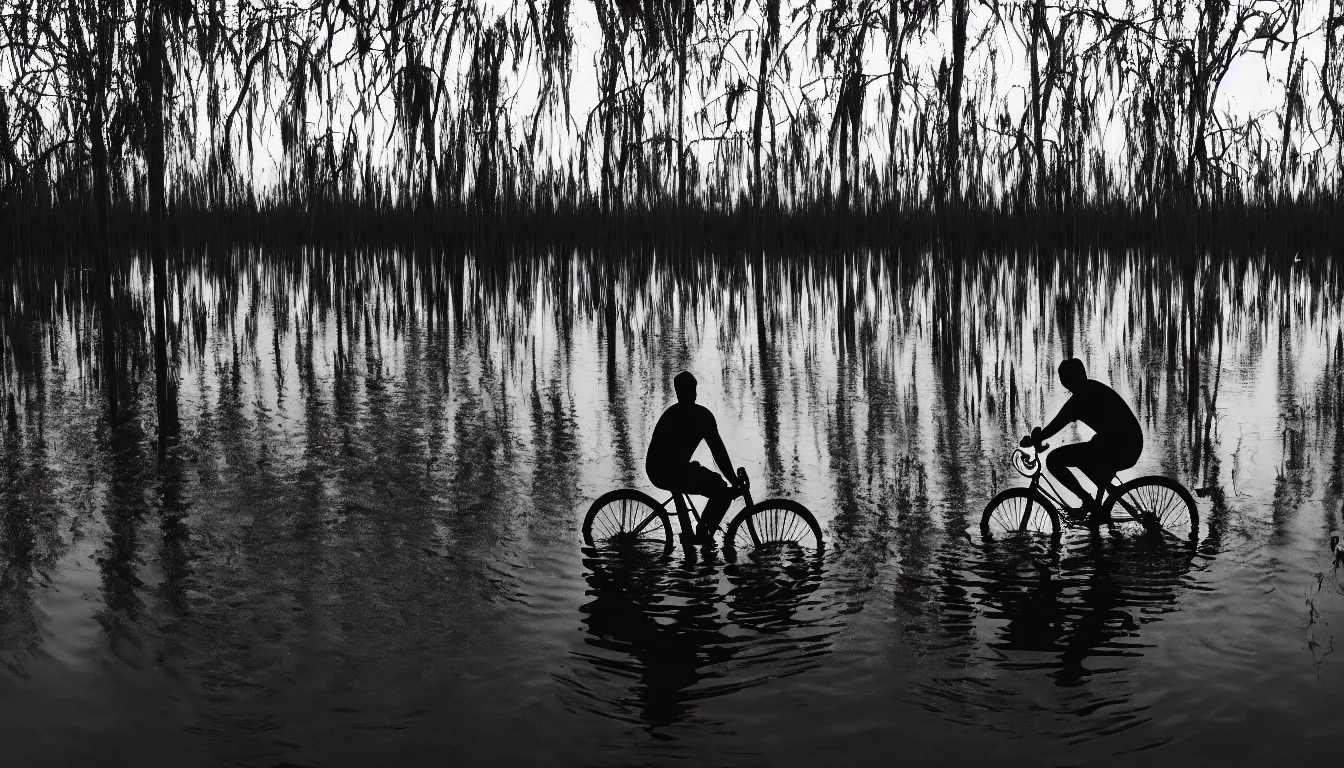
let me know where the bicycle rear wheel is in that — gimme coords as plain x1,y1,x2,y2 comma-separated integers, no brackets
582,489,674,556
980,488,1060,538
723,499,823,561
1102,476,1198,541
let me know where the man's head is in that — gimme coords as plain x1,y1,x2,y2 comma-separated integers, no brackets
1058,358,1086,391
674,371,698,403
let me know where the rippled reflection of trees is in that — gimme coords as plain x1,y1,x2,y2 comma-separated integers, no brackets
891,531,1205,747
0,415,64,677
971,533,1200,684
562,547,837,731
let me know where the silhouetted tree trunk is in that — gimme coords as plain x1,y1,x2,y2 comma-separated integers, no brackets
1325,0,1344,151
1278,0,1303,183
849,68,860,215
752,5,771,413
1028,0,1046,206
598,32,619,213
837,97,849,213
751,0,775,244
946,0,967,207
145,2,175,458
677,0,691,219
885,1,932,206
82,5,118,424
939,0,968,256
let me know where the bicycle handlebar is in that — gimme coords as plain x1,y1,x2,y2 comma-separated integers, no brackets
1018,435,1050,452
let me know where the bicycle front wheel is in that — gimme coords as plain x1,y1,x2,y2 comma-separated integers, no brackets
981,488,1060,538
582,489,674,556
723,499,823,560
1102,476,1198,542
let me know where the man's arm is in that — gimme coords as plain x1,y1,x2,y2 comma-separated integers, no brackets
1036,397,1075,441
704,414,738,485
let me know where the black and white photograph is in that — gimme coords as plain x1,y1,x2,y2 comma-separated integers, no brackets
0,0,1341,763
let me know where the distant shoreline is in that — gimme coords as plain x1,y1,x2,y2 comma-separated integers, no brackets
4,196,1337,258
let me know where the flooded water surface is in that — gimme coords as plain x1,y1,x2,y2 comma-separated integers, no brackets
2,250,1343,766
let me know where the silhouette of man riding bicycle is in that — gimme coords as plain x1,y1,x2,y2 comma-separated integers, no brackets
1022,358,1143,524
985,357,1198,540
645,371,742,541
583,370,823,559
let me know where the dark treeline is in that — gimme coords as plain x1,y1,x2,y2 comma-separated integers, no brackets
5,190,1342,256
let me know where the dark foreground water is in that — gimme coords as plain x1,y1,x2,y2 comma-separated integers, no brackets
1,250,1343,766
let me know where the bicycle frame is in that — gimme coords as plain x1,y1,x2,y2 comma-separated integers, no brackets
1016,447,1122,517
1009,444,1197,539
582,467,823,557
666,493,699,532
663,471,756,540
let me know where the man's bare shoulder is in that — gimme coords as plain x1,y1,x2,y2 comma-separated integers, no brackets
657,400,713,418
654,401,718,429
687,402,717,426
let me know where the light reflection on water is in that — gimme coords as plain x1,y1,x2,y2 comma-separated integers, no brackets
0,250,1342,765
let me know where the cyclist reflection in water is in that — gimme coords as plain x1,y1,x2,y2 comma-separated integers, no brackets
646,371,741,542
1024,359,1143,523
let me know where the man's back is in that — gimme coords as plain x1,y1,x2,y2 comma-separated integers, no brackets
1069,379,1142,450
646,401,717,483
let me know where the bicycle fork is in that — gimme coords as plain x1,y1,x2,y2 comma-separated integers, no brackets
1020,476,1042,531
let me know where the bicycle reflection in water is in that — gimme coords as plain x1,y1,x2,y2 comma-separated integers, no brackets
968,529,1201,685
557,543,840,732
893,529,1208,751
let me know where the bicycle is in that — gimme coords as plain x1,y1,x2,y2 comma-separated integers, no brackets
582,467,824,560
981,438,1198,542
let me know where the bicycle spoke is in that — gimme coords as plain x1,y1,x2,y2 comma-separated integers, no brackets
1152,490,1174,531
1135,488,1157,529
1109,482,1193,539
631,511,659,536
597,509,621,539
1019,496,1035,531
1156,491,1180,528
733,506,818,553
982,491,1057,538
1147,488,1165,525
586,494,672,551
